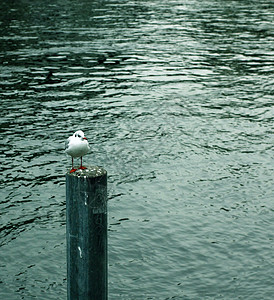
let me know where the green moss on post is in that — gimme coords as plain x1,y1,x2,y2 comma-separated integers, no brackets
66,166,107,300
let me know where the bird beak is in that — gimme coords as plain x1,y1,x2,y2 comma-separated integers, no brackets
83,137,87,140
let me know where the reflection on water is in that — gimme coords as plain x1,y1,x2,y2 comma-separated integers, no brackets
0,0,273,299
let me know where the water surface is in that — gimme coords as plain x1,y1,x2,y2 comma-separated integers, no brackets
0,0,273,299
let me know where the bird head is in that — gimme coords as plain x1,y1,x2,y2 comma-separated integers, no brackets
74,130,87,141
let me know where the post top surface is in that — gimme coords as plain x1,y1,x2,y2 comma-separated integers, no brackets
66,166,107,178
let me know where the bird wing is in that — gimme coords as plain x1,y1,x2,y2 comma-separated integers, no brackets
65,136,72,152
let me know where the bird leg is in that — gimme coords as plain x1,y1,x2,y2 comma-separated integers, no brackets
70,157,77,173
79,156,87,170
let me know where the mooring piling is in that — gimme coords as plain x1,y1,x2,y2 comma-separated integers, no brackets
66,166,107,300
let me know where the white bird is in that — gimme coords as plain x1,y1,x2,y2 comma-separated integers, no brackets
65,130,90,173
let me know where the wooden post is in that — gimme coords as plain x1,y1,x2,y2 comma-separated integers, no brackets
66,166,107,300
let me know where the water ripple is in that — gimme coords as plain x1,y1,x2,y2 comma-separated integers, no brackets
1,0,274,299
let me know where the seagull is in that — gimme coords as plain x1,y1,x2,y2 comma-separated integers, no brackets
65,130,90,173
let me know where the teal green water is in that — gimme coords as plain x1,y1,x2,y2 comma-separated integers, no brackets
0,0,273,299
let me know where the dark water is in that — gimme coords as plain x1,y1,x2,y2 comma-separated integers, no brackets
0,0,273,299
